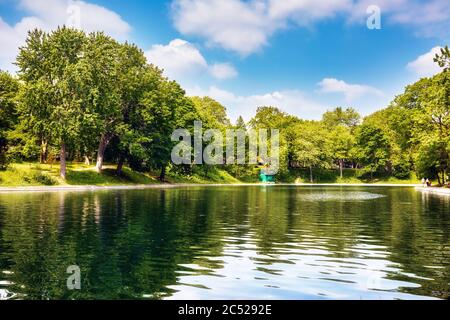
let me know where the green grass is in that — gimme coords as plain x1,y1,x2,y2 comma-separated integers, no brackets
165,167,243,184
0,162,244,187
0,163,419,187
283,168,419,184
0,163,159,187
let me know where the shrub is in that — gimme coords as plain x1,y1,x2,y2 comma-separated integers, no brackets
32,173,56,186
0,145,8,170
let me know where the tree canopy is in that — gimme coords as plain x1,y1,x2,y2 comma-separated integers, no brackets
1,26,449,185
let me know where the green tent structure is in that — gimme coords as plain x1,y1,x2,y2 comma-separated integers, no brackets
260,170,276,183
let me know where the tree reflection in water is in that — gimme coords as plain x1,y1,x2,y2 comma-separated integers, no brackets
0,186,448,300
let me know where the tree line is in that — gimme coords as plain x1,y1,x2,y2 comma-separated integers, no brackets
0,27,449,184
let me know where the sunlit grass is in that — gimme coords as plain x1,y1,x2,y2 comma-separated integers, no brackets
0,162,244,187
0,163,419,187
0,163,159,187
286,168,419,185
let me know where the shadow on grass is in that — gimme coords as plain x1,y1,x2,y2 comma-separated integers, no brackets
66,168,156,186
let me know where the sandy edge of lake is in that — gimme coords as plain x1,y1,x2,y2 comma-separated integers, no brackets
0,183,422,193
415,186,450,195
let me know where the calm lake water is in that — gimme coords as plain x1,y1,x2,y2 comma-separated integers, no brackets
0,186,449,300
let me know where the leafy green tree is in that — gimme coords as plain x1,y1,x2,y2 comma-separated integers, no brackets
77,32,122,172
363,107,413,179
413,72,450,183
434,46,450,71
322,107,361,129
235,116,246,130
133,77,198,181
17,28,89,179
92,40,149,173
114,44,150,173
0,71,19,169
249,106,295,130
191,96,231,128
250,107,295,176
289,121,331,182
329,125,355,178
355,124,390,179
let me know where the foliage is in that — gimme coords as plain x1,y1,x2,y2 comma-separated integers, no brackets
2,27,448,186
322,107,361,129
355,124,390,178
0,71,19,169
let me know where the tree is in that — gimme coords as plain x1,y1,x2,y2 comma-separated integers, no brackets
0,71,19,169
329,125,355,178
363,107,413,179
249,106,294,130
78,32,122,172
134,76,198,181
355,124,390,179
250,107,295,176
413,72,450,184
92,40,149,173
289,121,331,182
191,96,231,128
113,44,150,174
235,116,246,130
322,107,361,129
434,46,450,71
17,28,89,179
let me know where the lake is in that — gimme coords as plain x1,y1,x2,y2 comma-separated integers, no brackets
0,186,449,300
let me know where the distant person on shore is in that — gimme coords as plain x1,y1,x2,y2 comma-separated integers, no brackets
426,179,431,187
421,178,426,187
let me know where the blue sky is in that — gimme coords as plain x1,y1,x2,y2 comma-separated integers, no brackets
0,0,449,121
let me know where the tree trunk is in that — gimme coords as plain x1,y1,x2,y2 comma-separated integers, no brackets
339,159,344,179
159,166,166,182
40,140,48,164
84,156,90,166
60,143,67,180
309,166,313,183
96,134,112,173
116,156,125,176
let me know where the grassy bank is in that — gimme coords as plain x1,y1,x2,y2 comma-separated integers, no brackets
0,163,243,187
280,168,419,185
0,163,420,187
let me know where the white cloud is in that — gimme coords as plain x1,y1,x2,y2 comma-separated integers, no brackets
407,46,444,78
171,0,450,56
145,39,208,79
0,0,131,72
349,0,450,38
268,0,352,22
208,63,238,80
186,85,328,122
318,78,383,102
145,39,238,81
171,0,274,56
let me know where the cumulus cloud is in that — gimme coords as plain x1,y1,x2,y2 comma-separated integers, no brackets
208,63,238,80
171,0,450,56
318,78,383,102
186,85,328,122
351,0,450,36
145,39,208,78
407,46,444,78
171,0,274,56
0,0,131,72
145,39,238,81
268,0,352,22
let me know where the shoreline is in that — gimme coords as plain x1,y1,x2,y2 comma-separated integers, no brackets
415,186,450,195
0,183,421,194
